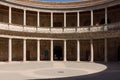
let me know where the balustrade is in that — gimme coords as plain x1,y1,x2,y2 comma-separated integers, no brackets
0,22,120,33
108,22,120,30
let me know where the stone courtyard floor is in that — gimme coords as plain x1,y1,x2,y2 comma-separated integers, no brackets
0,61,120,80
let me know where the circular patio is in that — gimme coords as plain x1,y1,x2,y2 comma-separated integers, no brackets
0,62,107,80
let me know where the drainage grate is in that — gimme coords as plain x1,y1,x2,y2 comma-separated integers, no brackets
58,71,64,73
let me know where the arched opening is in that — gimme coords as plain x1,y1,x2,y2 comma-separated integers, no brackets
53,46,63,61
117,46,120,61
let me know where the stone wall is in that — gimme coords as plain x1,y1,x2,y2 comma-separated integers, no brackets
26,40,37,60
107,38,120,61
67,40,77,61
12,39,23,61
66,13,77,27
40,13,51,27
26,11,37,27
0,38,8,61
0,5,9,23
80,40,90,61
93,39,104,61
40,40,50,60
12,8,23,25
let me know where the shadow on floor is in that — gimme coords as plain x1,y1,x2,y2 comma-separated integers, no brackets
28,62,120,80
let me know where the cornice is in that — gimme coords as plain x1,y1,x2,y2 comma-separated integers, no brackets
3,0,116,10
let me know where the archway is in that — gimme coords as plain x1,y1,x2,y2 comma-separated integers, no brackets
53,46,63,61
117,46,120,61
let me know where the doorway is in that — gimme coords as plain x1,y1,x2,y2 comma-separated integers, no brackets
117,46,120,61
53,46,63,61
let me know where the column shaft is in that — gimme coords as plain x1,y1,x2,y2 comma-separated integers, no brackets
51,40,53,61
64,12,66,27
64,40,67,61
77,12,80,27
90,39,94,62
37,40,40,61
105,8,108,24
23,39,26,61
9,6,12,24
51,12,53,27
104,38,107,62
77,40,80,62
8,38,12,62
37,11,40,27
91,10,93,26
24,10,26,26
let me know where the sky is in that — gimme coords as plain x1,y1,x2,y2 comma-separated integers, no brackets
34,0,85,3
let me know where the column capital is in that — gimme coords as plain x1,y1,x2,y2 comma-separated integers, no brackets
37,39,40,41
64,39,67,41
8,37,13,39
23,9,26,11
64,12,66,14
23,38,27,40
9,6,12,8
37,11,40,13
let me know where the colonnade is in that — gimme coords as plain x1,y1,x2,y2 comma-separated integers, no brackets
8,6,108,27
7,38,108,62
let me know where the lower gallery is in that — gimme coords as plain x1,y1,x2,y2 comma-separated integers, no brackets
0,38,120,62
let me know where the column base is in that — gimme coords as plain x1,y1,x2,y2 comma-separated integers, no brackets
37,60,40,62
77,60,80,62
23,60,26,62
64,60,67,62
90,60,94,63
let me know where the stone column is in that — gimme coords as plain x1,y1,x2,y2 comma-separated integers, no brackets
104,38,107,62
64,40,67,61
8,38,12,62
23,39,26,61
24,9,26,26
105,8,108,24
90,39,94,62
37,40,40,61
51,40,53,61
37,11,40,27
64,12,66,27
91,10,93,26
51,12,53,27
77,12,80,27
9,6,12,24
77,40,80,62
